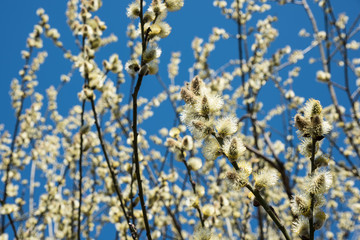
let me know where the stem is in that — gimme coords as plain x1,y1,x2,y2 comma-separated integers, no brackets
77,99,86,240
309,137,317,240
246,185,291,240
1,45,33,233
90,99,137,239
144,159,184,240
132,72,153,240
258,207,265,240
155,74,180,122
180,151,205,227
129,1,153,239
236,0,245,88
224,141,290,239
303,0,360,160
78,30,88,240
0,200,18,239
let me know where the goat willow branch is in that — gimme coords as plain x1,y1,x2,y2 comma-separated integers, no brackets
246,184,291,240
128,1,153,239
132,71,152,239
131,72,152,240
90,98,137,239
1,46,34,236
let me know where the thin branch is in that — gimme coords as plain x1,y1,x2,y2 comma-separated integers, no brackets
132,71,153,240
180,151,205,227
0,200,18,239
155,73,180,122
129,1,153,239
145,163,184,240
302,0,360,160
246,184,291,240
309,137,317,240
244,144,278,169
263,132,293,201
77,99,86,240
90,98,137,239
1,45,33,234
77,32,88,240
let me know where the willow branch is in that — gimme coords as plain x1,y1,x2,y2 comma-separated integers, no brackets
180,151,205,227
131,70,153,240
0,200,18,239
90,98,137,239
1,46,33,234
303,0,360,160
77,99,86,240
309,137,317,240
246,184,291,240
128,1,154,239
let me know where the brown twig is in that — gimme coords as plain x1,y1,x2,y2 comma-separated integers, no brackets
309,137,317,240
246,184,291,240
131,71,153,239
302,0,360,160
1,45,33,235
77,99,86,240
90,98,137,239
179,151,205,227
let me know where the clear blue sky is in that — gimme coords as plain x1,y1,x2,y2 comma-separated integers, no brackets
0,0,359,239
1,0,359,129
1,0,359,112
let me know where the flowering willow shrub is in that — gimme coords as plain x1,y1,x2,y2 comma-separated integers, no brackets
1,0,360,239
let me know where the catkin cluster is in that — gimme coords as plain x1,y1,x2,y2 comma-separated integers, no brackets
125,0,184,76
180,76,278,196
291,99,333,239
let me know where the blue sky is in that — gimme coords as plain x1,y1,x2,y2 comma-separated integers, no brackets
1,0,359,130
1,0,360,239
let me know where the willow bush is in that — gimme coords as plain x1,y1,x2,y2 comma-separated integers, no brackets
1,0,359,239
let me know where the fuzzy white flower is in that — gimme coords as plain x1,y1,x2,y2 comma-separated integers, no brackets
314,209,327,230
202,204,215,218
181,135,194,151
0,204,19,215
149,1,167,20
188,157,202,171
316,70,331,82
180,105,198,127
303,98,322,119
253,169,278,190
215,115,238,137
202,137,221,161
307,169,333,194
125,59,140,75
222,136,245,161
320,120,332,136
238,161,252,179
188,117,213,140
165,0,184,11
126,2,140,19
292,216,309,239
143,45,162,63
313,194,326,208
299,138,319,158
194,94,224,116
191,225,214,240
0,233,9,240
149,22,172,38
224,162,251,190
290,193,311,216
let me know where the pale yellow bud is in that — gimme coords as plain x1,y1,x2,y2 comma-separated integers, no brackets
314,209,326,230
202,204,215,218
188,157,202,171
